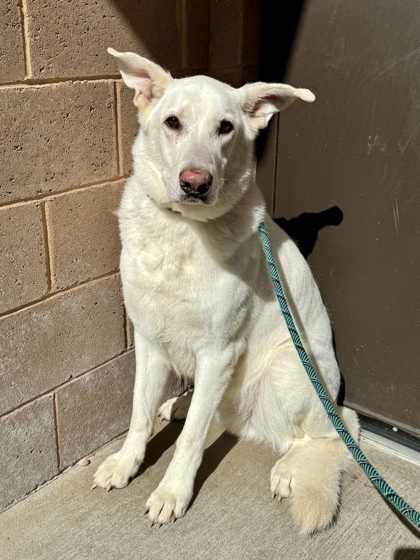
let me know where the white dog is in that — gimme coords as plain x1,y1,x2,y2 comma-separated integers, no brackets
93,48,359,533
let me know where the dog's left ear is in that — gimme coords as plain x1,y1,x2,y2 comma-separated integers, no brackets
240,82,315,131
108,48,172,111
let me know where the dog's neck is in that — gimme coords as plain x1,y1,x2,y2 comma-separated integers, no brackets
146,194,181,215
146,184,266,260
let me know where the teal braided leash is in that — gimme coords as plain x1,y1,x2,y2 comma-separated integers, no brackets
258,221,420,529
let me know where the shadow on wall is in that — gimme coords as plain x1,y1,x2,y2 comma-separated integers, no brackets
275,206,344,259
108,1,345,265
259,0,345,260
258,0,348,402
256,0,307,161
259,0,307,82
108,0,198,69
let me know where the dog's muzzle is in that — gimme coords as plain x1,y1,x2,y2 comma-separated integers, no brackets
179,168,213,201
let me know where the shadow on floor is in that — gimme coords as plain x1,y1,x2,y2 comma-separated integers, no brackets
191,431,238,507
137,421,239,508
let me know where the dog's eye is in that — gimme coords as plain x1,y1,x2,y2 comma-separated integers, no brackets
165,116,180,130
219,120,234,135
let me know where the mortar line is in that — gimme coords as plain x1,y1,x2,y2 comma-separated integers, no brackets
0,271,121,320
0,349,135,421
114,82,123,176
41,202,53,293
52,392,62,472
0,75,121,89
0,175,128,210
19,0,32,78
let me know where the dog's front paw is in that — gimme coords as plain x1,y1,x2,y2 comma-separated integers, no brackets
92,452,139,491
145,482,193,527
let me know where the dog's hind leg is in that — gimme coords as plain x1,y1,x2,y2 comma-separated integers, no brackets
158,391,193,422
270,406,359,534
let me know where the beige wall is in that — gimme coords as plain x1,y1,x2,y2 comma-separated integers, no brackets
0,0,260,512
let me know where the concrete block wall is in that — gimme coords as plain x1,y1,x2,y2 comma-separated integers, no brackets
0,0,261,512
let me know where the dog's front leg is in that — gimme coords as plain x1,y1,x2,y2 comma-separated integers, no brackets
93,330,170,491
145,347,235,527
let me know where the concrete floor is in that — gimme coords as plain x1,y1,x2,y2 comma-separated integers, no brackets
1,420,419,560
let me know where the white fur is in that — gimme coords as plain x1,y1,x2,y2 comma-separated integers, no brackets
93,49,360,533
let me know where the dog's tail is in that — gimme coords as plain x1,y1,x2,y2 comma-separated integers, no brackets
273,406,360,534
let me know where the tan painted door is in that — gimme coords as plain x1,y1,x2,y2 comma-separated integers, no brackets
258,0,420,439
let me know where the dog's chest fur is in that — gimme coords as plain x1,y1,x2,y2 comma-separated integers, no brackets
120,203,257,376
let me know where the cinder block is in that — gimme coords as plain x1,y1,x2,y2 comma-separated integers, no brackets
182,0,210,70
27,0,180,79
46,183,123,291
0,0,26,82
0,82,117,205
208,66,244,88
209,0,244,70
56,352,135,468
56,350,184,468
0,395,57,512
0,203,48,313
0,275,125,416
118,83,138,176
241,65,260,85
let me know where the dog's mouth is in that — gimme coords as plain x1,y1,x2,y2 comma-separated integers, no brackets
181,194,209,205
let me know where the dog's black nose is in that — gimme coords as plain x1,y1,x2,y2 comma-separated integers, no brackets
179,168,213,197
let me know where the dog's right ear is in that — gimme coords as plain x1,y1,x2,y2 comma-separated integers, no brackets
108,48,172,111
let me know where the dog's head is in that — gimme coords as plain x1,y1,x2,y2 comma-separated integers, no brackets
109,48,315,221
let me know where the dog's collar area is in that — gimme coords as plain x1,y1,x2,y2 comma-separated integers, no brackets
147,194,181,215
